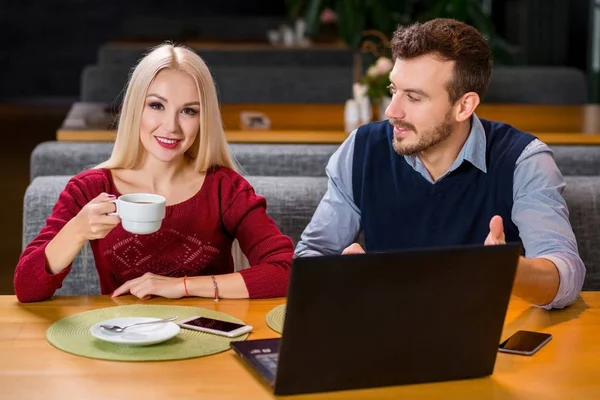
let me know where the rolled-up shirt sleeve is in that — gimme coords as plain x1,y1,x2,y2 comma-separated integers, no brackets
512,139,586,309
294,130,362,257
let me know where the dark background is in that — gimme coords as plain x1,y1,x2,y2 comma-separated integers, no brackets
0,0,594,101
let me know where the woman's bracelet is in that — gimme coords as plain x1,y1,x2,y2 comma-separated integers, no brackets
183,275,189,297
211,275,220,302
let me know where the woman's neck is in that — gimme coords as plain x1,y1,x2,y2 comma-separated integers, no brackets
135,155,194,193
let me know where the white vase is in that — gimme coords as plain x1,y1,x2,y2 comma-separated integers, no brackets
357,97,372,125
344,99,360,133
378,96,392,120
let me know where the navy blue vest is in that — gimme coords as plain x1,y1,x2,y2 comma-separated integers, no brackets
352,118,536,252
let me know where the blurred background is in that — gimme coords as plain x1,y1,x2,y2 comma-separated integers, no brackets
0,0,597,102
1,0,599,294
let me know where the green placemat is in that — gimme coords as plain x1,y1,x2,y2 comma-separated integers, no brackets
265,304,286,334
46,304,249,361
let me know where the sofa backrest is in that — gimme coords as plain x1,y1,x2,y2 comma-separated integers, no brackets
31,141,600,181
22,175,600,295
30,141,339,180
562,177,600,290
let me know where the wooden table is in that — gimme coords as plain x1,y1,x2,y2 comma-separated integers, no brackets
1,293,599,399
56,102,600,145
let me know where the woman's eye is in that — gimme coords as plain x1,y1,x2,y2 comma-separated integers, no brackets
182,108,198,115
149,102,163,110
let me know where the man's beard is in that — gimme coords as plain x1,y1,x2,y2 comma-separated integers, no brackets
390,112,453,156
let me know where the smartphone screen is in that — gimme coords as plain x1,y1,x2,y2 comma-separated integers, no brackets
183,317,246,333
499,330,552,354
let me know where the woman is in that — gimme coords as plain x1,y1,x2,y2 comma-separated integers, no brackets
14,43,294,303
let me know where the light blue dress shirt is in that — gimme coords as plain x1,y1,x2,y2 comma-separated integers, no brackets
295,115,585,310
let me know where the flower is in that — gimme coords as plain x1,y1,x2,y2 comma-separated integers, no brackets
366,65,379,77
320,8,337,24
361,57,393,103
375,57,393,74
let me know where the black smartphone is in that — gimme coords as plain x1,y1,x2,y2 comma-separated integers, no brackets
498,330,552,356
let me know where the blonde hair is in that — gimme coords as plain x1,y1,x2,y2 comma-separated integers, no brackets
95,43,249,271
97,42,235,172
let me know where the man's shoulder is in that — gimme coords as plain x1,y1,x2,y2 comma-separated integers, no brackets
481,118,536,138
481,118,538,153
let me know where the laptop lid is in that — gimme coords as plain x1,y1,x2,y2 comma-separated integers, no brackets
273,243,521,395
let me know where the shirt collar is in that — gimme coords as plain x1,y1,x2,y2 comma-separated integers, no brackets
461,113,487,173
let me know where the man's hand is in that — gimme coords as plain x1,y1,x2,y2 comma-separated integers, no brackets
342,243,366,255
484,215,506,245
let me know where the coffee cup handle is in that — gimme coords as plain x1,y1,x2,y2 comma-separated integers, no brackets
108,199,119,216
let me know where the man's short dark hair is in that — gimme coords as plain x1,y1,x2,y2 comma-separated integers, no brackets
391,18,493,103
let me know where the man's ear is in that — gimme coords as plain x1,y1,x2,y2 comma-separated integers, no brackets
454,92,480,123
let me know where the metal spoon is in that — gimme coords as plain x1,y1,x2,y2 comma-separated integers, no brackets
99,316,178,332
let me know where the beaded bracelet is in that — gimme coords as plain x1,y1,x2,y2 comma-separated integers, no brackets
211,275,220,302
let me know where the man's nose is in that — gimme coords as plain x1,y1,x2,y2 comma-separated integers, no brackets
385,95,406,120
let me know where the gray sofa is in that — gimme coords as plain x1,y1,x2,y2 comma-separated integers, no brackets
22,175,600,295
23,175,327,295
31,141,600,181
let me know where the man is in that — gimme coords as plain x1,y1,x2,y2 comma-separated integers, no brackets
295,18,584,310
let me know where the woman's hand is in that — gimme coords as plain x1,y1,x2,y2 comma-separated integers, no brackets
72,193,121,241
111,272,186,299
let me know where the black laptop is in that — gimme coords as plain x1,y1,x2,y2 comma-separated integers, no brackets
231,243,521,396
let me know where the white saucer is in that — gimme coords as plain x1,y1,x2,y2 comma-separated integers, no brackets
90,317,181,346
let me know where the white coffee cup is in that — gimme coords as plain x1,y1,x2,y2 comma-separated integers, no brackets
110,193,166,234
